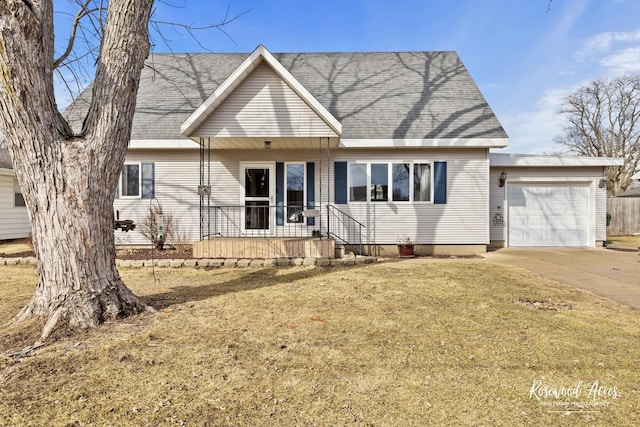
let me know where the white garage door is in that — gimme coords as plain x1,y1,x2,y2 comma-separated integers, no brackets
508,183,591,247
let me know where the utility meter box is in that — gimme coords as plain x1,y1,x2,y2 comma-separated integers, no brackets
198,185,211,196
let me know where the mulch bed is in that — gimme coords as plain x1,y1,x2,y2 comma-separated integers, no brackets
116,247,195,260
0,247,195,260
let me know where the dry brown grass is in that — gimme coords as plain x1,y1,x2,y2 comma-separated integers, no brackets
607,235,640,249
0,238,32,255
1,259,639,426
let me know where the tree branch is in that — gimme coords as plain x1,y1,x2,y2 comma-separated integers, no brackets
54,1,96,68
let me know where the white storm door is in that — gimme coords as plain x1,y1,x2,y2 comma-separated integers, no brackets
241,163,275,236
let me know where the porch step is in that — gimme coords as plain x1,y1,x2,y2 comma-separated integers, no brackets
193,237,335,259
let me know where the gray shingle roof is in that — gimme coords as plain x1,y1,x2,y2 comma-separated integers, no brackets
65,50,507,141
0,148,12,169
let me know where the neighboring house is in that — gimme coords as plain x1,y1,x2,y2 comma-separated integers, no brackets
0,148,30,241
617,171,640,197
617,187,640,198
64,45,622,256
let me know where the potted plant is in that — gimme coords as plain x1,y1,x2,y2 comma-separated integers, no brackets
396,235,415,257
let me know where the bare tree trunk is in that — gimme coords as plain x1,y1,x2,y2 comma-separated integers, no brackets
0,0,154,339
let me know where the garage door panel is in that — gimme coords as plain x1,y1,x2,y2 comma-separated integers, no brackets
529,215,546,228
508,183,590,247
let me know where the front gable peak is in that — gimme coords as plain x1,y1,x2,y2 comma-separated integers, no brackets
180,45,342,140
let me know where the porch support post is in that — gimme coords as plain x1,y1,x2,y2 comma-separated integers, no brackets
199,137,212,240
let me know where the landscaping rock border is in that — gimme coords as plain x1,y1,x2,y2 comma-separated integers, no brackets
0,256,377,268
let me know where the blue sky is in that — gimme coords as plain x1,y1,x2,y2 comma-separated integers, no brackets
55,0,640,154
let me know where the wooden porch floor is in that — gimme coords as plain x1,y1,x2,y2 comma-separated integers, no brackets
193,237,335,259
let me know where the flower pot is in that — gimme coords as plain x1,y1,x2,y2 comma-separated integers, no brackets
397,244,415,257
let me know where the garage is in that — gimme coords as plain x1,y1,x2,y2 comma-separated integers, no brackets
507,183,591,247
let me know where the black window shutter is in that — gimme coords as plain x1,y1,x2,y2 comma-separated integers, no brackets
276,162,284,226
306,162,315,226
334,161,348,204
141,163,155,199
434,161,447,204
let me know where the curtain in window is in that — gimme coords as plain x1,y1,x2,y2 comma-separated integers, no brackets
414,163,431,201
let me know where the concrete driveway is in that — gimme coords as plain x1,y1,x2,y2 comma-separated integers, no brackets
484,247,640,310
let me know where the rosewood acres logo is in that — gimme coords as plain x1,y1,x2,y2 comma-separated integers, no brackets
529,379,622,412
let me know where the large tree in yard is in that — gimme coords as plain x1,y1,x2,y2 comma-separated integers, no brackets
0,0,154,341
556,75,640,196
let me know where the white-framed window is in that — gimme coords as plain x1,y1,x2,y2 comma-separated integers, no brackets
413,163,432,202
392,163,410,201
120,162,141,198
13,178,25,207
117,162,154,199
349,161,433,203
349,163,367,202
370,163,388,201
285,162,305,223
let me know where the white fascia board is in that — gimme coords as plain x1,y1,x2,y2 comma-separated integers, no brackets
180,45,342,138
128,139,201,149
490,153,624,167
507,177,597,183
339,138,509,148
0,167,14,176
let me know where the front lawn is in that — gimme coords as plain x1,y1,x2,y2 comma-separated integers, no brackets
1,260,638,426
607,235,640,249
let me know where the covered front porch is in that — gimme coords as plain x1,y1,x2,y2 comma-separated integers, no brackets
179,45,350,260
193,204,366,259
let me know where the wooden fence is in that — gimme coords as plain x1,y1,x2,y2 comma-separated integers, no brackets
607,197,640,235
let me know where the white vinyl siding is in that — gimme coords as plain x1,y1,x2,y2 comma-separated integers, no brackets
0,174,30,240
334,148,489,245
114,151,202,245
192,63,337,139
115,147,489,246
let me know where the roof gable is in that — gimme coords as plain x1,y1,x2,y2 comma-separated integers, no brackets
181,45,341,139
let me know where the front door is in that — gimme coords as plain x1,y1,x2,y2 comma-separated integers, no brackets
241,163,275,235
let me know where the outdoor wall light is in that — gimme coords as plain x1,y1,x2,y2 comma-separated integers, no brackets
599,178,606,188
264,140,272,149
499,171,507,188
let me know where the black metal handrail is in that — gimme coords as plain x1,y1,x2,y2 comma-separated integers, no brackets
326,205,367,255
203,205,319,239
201,204,369,255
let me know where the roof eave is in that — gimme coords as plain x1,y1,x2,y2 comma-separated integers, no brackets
490,153,624,167
339,138,508,148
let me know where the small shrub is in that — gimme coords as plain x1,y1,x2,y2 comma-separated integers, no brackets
138,206,177,250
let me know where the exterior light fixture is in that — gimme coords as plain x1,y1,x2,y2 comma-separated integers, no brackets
499,171,507,188
264,140,272,149
598,178,606,188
